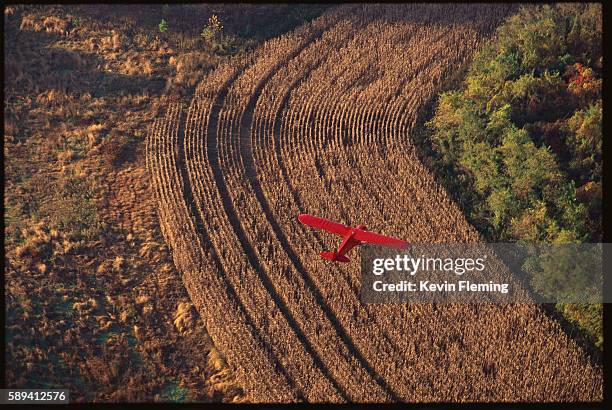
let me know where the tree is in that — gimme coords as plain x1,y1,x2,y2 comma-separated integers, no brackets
425,3,602,349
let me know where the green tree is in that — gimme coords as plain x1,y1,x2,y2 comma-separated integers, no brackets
425,3,602,350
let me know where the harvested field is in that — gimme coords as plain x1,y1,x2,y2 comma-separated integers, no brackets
146,4,603,402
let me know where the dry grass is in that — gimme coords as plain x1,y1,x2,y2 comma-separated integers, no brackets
173,302,197,336
3,4,305,402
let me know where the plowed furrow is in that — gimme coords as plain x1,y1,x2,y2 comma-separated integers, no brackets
208,10,396,401
146,104,297,402
184,65,344,401
251,27,431,400
241,22,402,403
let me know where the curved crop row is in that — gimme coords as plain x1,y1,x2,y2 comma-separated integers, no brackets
147,4,603,402
146,104,298,401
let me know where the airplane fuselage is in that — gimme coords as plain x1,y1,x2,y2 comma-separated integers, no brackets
335,225,367,258
336,231,361,257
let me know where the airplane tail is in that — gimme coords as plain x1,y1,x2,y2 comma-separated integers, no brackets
320,251,350,263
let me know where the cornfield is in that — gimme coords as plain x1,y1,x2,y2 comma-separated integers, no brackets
146,4,602,402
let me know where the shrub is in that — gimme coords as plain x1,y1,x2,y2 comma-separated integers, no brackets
158,18,168,34
201,14,223,43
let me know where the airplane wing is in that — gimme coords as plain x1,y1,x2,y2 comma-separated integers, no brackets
353,230,409,248
298,214,351,236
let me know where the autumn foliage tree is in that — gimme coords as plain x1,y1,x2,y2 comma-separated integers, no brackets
426,3,602,347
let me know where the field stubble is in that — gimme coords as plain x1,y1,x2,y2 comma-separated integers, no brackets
147,4,603,402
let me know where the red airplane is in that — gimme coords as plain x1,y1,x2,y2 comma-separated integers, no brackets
298,214,409,262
